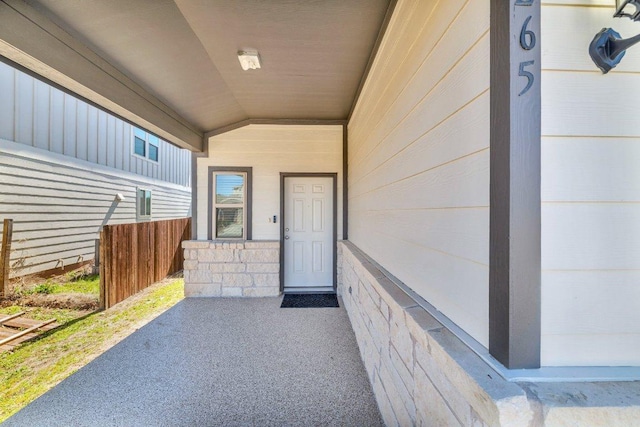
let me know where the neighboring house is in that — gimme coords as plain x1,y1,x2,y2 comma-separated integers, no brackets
2,0,639,425
0,60,191,278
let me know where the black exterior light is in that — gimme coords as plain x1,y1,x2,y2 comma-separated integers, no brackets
590,0,640,73
615,0,640,20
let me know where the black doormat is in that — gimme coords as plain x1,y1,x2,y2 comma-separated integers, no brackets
280,293,339,308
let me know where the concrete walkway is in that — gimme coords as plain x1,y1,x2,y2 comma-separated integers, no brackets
3,298,383,427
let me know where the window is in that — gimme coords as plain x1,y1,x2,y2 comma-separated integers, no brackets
208,167,252,240
134,136,146,157
133,127,159,162
137,188,152,218
214,173,245,238
148,134,159,161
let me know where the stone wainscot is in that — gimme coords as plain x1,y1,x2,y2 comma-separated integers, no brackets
182,240,280,297
338,241,640,426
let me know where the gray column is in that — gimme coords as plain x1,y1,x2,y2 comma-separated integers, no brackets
489,0,541,369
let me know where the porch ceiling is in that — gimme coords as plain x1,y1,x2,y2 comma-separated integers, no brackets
14,0,390,145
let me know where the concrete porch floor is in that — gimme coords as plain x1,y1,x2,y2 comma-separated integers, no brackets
3,297,383,427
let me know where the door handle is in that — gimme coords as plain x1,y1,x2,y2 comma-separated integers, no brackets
284,235,290,240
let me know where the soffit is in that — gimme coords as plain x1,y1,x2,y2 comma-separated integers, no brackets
22,0,390,134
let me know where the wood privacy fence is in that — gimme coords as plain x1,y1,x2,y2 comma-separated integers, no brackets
99,217,191,309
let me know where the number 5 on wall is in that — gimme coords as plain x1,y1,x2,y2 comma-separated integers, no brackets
518,60,535,96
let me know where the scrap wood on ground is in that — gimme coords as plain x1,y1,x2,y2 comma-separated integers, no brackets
0,312,57,353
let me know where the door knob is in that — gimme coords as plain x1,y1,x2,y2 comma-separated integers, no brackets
284,235,290,240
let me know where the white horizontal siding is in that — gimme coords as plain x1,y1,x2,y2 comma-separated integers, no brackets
198,124,343,241
348,0,490,346
541,0,640,365
0,139,191,277
0,60,191,187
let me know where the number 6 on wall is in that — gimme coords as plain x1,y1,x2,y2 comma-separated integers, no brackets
519,16,536,50
518,60,535,96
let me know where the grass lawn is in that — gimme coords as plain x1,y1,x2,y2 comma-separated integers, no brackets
0,277,184,423
29,274,100,295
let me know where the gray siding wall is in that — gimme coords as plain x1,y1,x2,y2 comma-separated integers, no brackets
0,60,191,187
0,60,192,278
0,139,191,278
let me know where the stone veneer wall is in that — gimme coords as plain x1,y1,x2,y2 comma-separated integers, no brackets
338,241,534,426
182,240,280,297
338,241,640,426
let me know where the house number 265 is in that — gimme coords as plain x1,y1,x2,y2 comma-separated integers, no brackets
516,3,537,96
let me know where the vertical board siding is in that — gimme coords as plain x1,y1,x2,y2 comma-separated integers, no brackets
540,0,640,365
0,59,193,278
0,60,190,186
198,124,343,241
100,217,190,309
76,103,88,161
87,106,98,163
0,65,15,141
347,0,491,346
49,90,65,154
97,110,107,166
0,139,191,278
15,72,34,146
33,79,50,151
63,96,76,157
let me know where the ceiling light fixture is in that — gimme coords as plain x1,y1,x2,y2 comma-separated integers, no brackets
237,50,261,71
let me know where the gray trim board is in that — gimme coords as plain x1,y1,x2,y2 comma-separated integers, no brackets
279,173,338,293
191,136,209,238
342,124,349,240
190,152,203,238
489,0,541,369
204,119,347,139
207,167,253,241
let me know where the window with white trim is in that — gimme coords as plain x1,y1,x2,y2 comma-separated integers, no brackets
213,172,246,239
137,188,152,218
133,127,159,162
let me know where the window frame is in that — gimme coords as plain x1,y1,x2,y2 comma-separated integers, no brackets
208,167,252,240
134,135,146,157
131,127,160,163
137,187,152,220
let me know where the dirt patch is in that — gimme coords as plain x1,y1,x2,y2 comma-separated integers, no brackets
5,293,99,311
4,264,99,310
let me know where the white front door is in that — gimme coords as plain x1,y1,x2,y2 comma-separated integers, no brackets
284,176,334,291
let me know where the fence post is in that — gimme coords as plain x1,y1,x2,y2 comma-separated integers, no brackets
0,219,14,299
99,229,106,310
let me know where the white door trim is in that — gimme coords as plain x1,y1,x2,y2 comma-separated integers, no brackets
280,173,337,293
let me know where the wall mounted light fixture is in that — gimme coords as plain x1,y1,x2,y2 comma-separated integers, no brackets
615,0,640,20
590,0,640,73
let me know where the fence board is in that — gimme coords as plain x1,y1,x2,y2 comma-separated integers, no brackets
100,217,190,309
1,219,13,299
